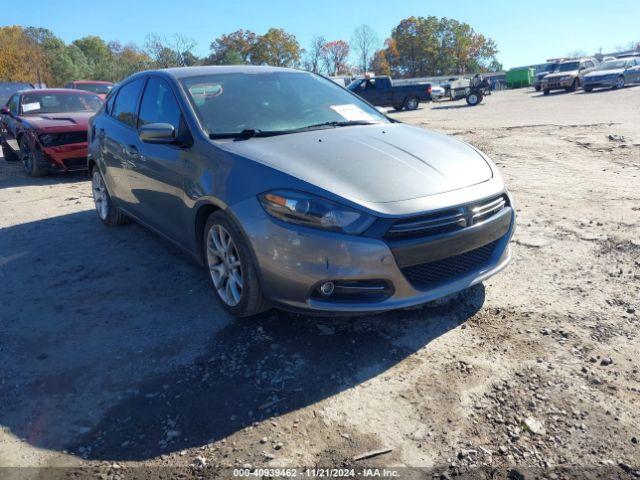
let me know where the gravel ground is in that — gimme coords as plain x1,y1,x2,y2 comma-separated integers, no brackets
1,86,639,479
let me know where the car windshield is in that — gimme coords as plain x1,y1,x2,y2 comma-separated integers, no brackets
20,92,103,114
75,83,113,94
181,71,388,137
598,60,628,70
543,63,559,72
557,62,580,72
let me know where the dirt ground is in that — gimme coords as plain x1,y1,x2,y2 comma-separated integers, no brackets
1,86,639,479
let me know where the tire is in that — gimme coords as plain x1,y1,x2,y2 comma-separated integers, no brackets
543,88,550,95
534,85,541,91
20,138,47,177
466,91,483,106
614,76,625,89
91,168,131,226
567,78,578,92
204,210,269,317
392,104,404,111
403,96,419,111
584,87,593,93
1,141,19,162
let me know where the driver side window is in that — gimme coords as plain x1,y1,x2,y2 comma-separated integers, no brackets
138,77,182,131
8,95,19,115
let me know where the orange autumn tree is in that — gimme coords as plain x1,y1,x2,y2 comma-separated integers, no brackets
0,26,47,83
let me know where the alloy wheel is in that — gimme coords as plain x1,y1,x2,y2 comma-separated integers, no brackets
207,224,243,306
616,76,625,89
92,170,109,220
406,97,418,110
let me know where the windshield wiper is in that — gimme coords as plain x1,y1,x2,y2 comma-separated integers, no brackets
209,121,382,140
294,120,381,131
209,129,288,140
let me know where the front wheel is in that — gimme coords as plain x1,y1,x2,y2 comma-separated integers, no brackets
466,91,483,106
614,76,625,89
91,169,131,226
567,78,579,92
534,85,541,91
204,211,269,317
403,96,419,111
20,139,47,177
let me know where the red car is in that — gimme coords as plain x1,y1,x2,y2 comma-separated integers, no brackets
65,80,114,100
0,89,103,176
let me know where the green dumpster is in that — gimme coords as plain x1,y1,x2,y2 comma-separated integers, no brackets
506,67,534,88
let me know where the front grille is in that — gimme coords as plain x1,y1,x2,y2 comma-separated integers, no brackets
40,131,87,147
385,195,507,239
63,157,87,170
401,240,498,290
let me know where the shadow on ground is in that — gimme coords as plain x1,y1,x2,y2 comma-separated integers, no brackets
0,209,485,462
0,158,88,188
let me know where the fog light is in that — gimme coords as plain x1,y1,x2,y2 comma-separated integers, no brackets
320,281,335,296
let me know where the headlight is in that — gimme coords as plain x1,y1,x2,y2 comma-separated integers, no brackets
258,190,375,235
39,133,58,146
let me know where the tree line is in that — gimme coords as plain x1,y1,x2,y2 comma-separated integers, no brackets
0,17,505,86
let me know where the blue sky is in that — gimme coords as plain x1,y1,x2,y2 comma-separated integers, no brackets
3,0,638,69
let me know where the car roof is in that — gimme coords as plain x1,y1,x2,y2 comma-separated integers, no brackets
135,65,302,80
17,88,99,95
70,80,113,85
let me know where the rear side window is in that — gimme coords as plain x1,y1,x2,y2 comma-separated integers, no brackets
138,77,181,130
111,78,144,128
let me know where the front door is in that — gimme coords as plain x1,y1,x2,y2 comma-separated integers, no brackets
128,76,190,244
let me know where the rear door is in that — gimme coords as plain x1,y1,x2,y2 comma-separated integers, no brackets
99,78,145,206
128,76,190,243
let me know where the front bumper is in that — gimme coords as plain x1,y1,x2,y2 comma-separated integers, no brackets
41,142,88,171
583,77,617,89
231,193,515,313
543,78,575,90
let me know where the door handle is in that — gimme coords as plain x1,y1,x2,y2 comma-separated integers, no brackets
127,145,139,158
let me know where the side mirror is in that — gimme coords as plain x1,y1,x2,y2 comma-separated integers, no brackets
0,107,10,115
139,123,175,144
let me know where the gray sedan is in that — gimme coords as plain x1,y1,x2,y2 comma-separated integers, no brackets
88,66,515,317
583,58,640,91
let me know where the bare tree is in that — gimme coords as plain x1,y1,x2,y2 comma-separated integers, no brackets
169,34,197,66
351,24,379,73
304,35,326,73
145,33,197,67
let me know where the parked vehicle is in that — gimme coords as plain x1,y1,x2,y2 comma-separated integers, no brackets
532,60,562,91
0,82,34,107
541,58,598,94
0,89,102,175
88,66,515,317
430,85,446,100
583,58,640,91
329,76,352,87
348,76,432,110
65,80,114,99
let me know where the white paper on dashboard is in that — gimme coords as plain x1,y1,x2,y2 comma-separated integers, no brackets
22,102,40,112
330,104,375,122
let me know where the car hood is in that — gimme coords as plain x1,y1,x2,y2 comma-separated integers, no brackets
545,70,579,78
219,123,493,203
19,112,93,133
585,68,624,77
